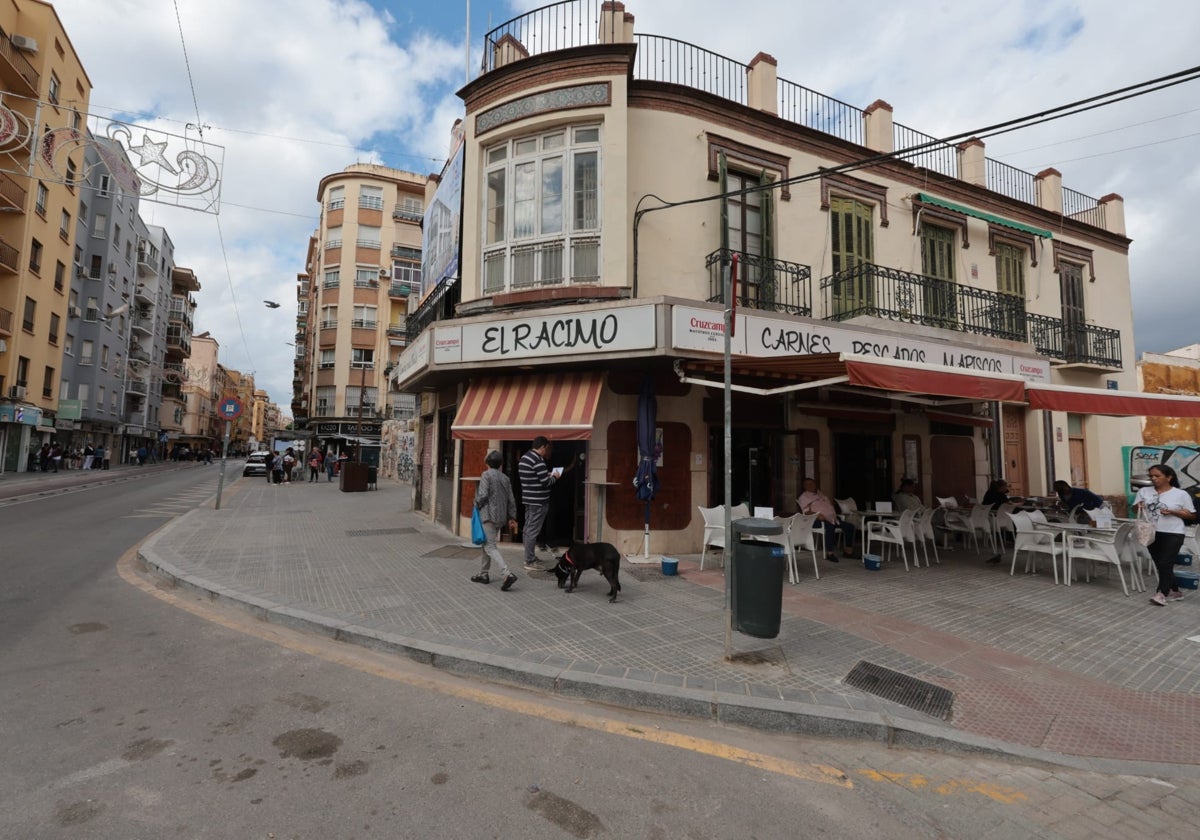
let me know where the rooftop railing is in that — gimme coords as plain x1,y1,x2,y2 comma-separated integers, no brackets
778,77,863,146
481,0,614,73
893,123,959,179
633,35,746,105
985,158,1038,206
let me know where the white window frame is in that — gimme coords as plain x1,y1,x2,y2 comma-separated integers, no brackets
318,349,335,369
359,185,384,210
481,125,601,294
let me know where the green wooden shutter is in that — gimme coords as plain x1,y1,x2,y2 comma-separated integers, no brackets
759,169,775,308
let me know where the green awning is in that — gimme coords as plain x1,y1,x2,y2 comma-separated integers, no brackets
916,192,1053,239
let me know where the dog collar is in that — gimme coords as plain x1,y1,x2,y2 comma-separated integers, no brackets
562,549,575,567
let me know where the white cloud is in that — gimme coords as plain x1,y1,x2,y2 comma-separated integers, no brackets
50,0,1200,404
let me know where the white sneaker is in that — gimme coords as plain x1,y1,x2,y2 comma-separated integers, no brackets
1168,591,1185,602
1150,592,1168,606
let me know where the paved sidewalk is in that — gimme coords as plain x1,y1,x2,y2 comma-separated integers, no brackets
125,472,1200,776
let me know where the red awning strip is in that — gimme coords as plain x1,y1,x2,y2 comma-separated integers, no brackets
451,372,604,440
1026,384,1200,418
842,356,1027,403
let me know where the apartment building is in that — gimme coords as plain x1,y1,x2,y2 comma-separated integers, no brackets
295,164,427,466
0,0,90,472
392,0,1194,554
180,330,219,455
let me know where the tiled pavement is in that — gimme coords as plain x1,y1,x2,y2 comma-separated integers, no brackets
9,464,1198,774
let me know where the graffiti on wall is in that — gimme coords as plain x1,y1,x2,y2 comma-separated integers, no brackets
1127,444,1200,503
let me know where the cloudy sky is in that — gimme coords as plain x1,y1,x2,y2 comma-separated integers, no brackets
50,0,1200,409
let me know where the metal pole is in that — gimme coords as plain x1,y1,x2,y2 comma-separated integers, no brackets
215,419,230,510
723,254,736,659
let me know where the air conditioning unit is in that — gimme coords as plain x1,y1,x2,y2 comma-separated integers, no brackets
8,385,26,399
68,306,81,318
10,34,38,53
74,264,85,278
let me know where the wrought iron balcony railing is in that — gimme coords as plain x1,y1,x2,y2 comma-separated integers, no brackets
817,262,1032,342
1026,313,1122,368
705,248,811,316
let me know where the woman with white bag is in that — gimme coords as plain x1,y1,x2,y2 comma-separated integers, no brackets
1135,464,1195,606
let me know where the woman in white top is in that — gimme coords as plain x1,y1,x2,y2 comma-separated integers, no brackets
1135,463,1196,606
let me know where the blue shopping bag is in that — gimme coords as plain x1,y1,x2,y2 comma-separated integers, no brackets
470,506,486,546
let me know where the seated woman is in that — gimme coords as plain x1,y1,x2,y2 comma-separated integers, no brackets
892,478,923,512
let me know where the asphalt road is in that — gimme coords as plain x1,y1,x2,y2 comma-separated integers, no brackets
0,466,1192,838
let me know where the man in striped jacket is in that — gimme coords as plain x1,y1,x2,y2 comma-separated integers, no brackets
519,436,557,570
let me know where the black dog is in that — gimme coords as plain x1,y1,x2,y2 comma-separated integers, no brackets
553,542,621,603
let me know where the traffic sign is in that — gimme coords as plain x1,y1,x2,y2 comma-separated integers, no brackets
218,397,243,420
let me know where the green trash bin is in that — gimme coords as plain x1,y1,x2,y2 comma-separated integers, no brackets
730,517,785,639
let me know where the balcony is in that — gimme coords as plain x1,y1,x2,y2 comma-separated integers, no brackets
0,26,39,93
0,171,26,212
1026,313,1123,369
705,249,812,316
131,315,153,335
389,281,418,298
136,251,156,278
0,238,19,274
133,283,154,304
127,377,149,396
0,306,11,336
128,346,151,364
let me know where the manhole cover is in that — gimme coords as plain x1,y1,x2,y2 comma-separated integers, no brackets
346,527,418,537
844,661,953,719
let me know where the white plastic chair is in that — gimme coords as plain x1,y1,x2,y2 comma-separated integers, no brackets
788,512,824,582
764,514,799,584
1065,522,1139,595
698,505,726,570
935,495,959,509
943,505,995,553
1010,511,1063,583
865,508,915,571
912,507,940,564
698,503,751,570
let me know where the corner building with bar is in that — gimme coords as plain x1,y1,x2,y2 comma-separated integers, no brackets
394,0,1184,555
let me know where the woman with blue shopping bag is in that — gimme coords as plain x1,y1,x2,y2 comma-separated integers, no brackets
471,450,519,591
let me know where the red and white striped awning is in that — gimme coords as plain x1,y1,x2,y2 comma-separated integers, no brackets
451,372,604,440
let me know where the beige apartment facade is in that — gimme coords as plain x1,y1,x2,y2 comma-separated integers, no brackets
295,164,427,465
0,0,91,471
391,1,1189,555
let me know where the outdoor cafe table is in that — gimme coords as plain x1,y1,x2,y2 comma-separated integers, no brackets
1033,520,1129,588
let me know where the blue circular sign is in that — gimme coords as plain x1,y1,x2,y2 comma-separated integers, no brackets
218,397,242,419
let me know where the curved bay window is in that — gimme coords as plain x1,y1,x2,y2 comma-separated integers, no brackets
482,125,600,293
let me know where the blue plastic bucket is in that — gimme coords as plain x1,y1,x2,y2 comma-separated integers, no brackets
863,554,882,571
661,557,679,576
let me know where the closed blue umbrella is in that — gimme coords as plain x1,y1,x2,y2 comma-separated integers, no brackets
633,375,659,558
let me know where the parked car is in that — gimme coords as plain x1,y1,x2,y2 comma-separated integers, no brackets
242,452,272,477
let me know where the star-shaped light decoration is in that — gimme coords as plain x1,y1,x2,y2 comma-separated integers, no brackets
128,134,178,175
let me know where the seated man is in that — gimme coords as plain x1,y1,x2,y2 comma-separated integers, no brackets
892,479,923,512
1053,480,1104,517
798,478,857,562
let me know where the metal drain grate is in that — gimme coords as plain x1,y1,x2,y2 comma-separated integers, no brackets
345,527,418,538
844,661,954,719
